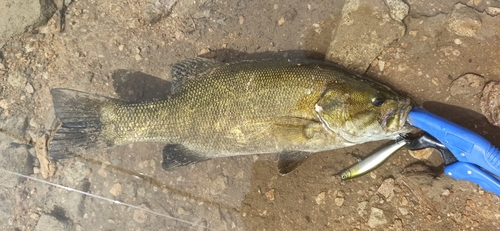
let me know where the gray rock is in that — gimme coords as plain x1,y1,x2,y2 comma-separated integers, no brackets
447,3,482,37
142,0,177,25
406,0,458,16
0,142,34,188
325,0,408,73
34,214,69,231
0,191,12,221
367,207,388,228
7,70,27,88
64,161,90,184
449,73,485,98
0,0,57,48
83,71,94,83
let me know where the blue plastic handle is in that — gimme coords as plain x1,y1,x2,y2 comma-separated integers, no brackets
407,108,500,192
445,162,500,196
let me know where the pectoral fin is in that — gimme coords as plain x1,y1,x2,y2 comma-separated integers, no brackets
278,152,311,175
162,144,209,170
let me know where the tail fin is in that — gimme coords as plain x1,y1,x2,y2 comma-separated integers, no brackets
49,89,117,159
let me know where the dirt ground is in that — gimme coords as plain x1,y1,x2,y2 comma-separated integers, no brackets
1,0,500,230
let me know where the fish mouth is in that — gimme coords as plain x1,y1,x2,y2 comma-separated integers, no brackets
380,98,413,132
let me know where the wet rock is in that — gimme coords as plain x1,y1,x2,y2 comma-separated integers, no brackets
367,207,388,228
0,0,57,47
34,214,68,231
447,3,482,37
449,73,485,98
480,81,500,126
326,0,408,73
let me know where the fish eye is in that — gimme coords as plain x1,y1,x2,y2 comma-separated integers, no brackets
371,95,386,107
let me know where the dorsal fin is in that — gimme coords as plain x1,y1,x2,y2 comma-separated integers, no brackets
170,57,224,92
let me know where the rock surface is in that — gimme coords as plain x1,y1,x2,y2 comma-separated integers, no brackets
449,73,485,98
0,0,56,48
326,0,408,73
481,81,500,126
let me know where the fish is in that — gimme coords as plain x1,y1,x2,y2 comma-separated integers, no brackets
49,57,414,174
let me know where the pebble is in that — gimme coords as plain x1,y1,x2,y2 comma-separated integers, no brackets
64,161,89,184
367,207,388,228
401,197,408,206
377,178,395,201
394,218,404,231
109,183,122,196
449,73,485,98
385,0,409,21
265,189,275,201
7,71,27,88
335,196,345,207
83,72,94,83
133,205,149,223
486,7,500,16
398,207,409,216
315,192,326,205
447,3,482,37
25,83,35,94
209,176,228,195
278,17,285,26
357,201,368,216
408,148,434,160
480,81,500,126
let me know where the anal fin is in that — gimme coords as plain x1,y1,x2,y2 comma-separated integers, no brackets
278,152,311,175
162,144,209,170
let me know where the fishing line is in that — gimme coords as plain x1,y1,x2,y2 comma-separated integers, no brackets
0,168,219,231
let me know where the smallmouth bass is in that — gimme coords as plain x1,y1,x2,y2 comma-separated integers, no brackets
49,58,413,174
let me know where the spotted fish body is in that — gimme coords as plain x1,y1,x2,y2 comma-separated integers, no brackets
50,58,413,174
